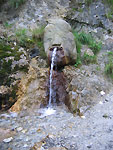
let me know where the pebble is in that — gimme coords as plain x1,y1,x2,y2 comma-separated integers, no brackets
100,91,105,96
81,115,86,119
23,144,28,148
17,127,23,132
3,137,13,143
99,101,103,105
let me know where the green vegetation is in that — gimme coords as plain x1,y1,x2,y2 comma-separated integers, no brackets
31,26,46,59
106,0,113,6
15,27,46,59
85,0,93,6
77,31,102,55
0,38,28,86
4,22,13,28
82,53,97,65
10,0,26,9
73,30,102,67
105,51,113,79
73,31,82,67
15,28,28,47
106,11,113,21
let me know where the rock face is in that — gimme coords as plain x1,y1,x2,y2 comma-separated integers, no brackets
44,18,77,65
10,58,48,112
63,65,112,113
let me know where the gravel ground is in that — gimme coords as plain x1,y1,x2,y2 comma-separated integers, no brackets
0,88,113,150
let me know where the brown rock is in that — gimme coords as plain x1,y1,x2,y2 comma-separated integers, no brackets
10,58,48,112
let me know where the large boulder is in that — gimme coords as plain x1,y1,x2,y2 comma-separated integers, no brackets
44,18,77,66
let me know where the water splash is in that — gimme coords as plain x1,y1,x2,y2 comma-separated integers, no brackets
38,107,56,118
49,47,57,106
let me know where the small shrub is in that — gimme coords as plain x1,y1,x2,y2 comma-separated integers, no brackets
78,32,102,54
72,30,101,66
78,32,92,45
106,11,113,21
89,41,102,55
82,53,97,65
15,28,29,47
105,51,113,78
32,26,45,41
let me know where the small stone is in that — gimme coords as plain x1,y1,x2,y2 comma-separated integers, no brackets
21,129,27,133
10,112,18,118
17,127,23,132
87,145,92,148
100,91,105,96
103,114,109,118
23,144,28,148
99,101,103,105
37,128,42,133
3,137,13,143
81,115,86,119
14,42,16,46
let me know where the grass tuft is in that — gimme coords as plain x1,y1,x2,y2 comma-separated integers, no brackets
72,30,102,67
105,51,113,79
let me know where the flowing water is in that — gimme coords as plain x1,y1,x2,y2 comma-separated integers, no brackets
38,47,57,118
49,47,57,106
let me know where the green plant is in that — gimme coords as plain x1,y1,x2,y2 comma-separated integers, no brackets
105,51,113,78
85,0,93,5
0,38,28,86
82,53,97,65
32,26,45,40
31,27,46,59
89,41,102,55
72,30,101,66
106,11,113,21
10,0,26,9
73,31,82,67
4,22,13,28
106,0,113,6
15,28,29,47
78,32,102,54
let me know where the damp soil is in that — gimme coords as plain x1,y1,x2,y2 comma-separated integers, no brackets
0,88,113,150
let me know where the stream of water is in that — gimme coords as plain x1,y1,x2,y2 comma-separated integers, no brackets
48,47,57,106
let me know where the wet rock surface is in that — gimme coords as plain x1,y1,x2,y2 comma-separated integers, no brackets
0,88,113,150
46,70,68,105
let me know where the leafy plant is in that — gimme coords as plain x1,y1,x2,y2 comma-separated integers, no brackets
4,22,13,28
82,53,97,65
10,0,26,9
78,31,102,54
106,11,113,21
72,30,101,67
105,51,113,78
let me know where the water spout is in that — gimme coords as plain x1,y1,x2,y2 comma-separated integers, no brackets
49,47,57,106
